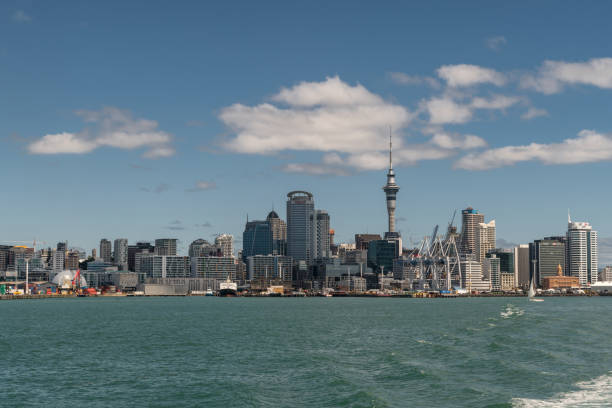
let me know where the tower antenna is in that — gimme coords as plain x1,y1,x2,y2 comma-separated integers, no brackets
389,126,393,170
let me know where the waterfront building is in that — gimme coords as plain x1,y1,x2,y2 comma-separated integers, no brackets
215,234,234,258
338,276,367,293
100,239,112,263
51,249,65,272
483,255,501,291
134,251,153,274
154,239,177,256
367,239,399,274
312,210,331,260
113,238,128,271
287,191,315,264
516,244,530,289
488,248,517,288
128,242,154,271
567,217,598,285
0,245,11,272
140,255,189,278
191,256,236,280
189,239,220,257
460,258,491,292
599,266,612,282
342,249,368,265
57,241,67,254
475,220,496,263
460,207,485,255
530,237,566,286
500,273,515,291
542,264,580,290
246,255,292,281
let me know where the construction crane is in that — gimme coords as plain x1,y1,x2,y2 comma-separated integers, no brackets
71,269,83,295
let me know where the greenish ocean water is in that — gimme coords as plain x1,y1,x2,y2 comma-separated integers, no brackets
1,297,611,407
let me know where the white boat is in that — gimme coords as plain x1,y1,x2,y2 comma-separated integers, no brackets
528,276,544,302
218,275,238,297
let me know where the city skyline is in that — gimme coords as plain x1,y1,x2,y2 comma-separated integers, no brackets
2,2,612,262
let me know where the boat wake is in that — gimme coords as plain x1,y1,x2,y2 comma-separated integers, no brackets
513,372,612,407
500,305,524,319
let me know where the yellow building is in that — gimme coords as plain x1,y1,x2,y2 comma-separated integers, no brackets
542,264,580,290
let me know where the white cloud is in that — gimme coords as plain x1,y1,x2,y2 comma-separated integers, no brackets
389,72,440,88
437,64,507,87
430,133,487,149
521,107,549,120
186,181,217,192
220,76,413,154
28,107,174,158
282,163,351,176
12,10,31,23
470,95,520,110
424,97,473,124
485,36,507,51
522,58,612,94
454,130,612,170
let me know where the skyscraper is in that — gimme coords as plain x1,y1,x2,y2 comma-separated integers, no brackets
475,220,496,263
530,237,566,286
128,242,154,271
189,239,219,257
312,210,331,260
155,239,177,256
215,234,234,258
567,216,598,285
100,239,112,263
113,238,128,270
267,211,287,256
460,207,485,255
287,191,315,264
383,131,400,239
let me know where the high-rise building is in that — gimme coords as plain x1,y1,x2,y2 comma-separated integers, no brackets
567,217,598,285
128,242,154,271
247,255,293,281
367,239,399,274
100,239,112,263
516,244,530,288
215,234,234,258
530,237,566,286
483,254,501,291
140,255,189,278
287,191,315,264
191,257,236,280
189,239,220,257
242,212,288,261
488,248,517,288
154,239,177,256
475,220,496,263
65,251,80,270
0,245,11,272
382,131,400,238
599,266,612,282
460,207,485,255
113,239,128,270
92,248,97,259
57,241,68,253
51,249,65,272
267,211,287,255
312,210,331,260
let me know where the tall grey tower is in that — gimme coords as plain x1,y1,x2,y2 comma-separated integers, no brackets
383,131,400,239
287,191,315,264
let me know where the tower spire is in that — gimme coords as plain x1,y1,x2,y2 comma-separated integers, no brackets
389,126,393,170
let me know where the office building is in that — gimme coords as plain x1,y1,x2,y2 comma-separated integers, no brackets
367,239,400,274
65,251,80,270
100,239,112,263
460,258,491,292
113,238,128,270
483,255,501,291
214,234,234,258
475,220,496,263
189,239,220,257
599,266,612,282
128,242,154,271
51,249,65,272
567,217,598,285
516,244,530,288
267,211,287,255
57,241,67,253
530,237,566,286
312,210,331,260
460,207,485,255
140,255,189,278
287,191,315,264
154,239,177,256
488,248,516,288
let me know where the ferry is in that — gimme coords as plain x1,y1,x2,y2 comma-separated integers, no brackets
218,275,238,297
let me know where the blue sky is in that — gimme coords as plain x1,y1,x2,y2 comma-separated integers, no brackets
2,1,612,260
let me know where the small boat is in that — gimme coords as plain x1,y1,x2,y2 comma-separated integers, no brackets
528,276,544,302
205,289,214,296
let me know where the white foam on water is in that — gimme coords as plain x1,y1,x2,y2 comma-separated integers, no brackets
513,372,612,407
500,305,524,319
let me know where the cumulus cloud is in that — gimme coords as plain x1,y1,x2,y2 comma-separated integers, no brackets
522,58,612,94
28,107,175,158
219,76,413,155
521,107,549,120
282,163,351,177
437,64,507,87
470,95,520,110
485,36,507,51
389,72,440,88
12,10,31,23
454,130,612,170
186,181,217,192
424,97,473,124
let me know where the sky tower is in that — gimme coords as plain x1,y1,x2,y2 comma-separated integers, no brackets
383,129,400,239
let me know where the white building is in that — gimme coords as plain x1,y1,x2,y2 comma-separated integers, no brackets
460,259,491,292
214,234,234,258
567,218,598,285
475,220,496,263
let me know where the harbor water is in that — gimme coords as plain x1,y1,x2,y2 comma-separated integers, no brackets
1,297,611,407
